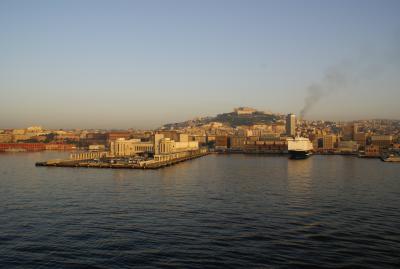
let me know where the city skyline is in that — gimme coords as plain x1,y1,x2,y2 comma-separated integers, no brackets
1,0,400,129
1,107,400,131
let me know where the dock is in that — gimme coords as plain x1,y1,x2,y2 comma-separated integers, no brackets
35,152,210,170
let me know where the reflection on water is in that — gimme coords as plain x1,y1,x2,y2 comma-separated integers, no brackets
112,169,132,182
286,158,313,194
0,152,399,269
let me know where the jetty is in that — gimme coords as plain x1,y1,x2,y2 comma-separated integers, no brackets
35,151,209,170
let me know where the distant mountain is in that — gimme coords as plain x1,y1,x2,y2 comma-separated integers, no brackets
162,110,282,129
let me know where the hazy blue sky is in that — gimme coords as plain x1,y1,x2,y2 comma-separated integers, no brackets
1,0,399,129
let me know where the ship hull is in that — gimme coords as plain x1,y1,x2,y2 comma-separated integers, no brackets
289,150,311,159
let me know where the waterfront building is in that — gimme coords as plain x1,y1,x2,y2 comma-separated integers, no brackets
229,136,246,150
0,143,46,152
154,133,165,155
110,138,153,156
337,141,358,153
323,135,338,150
0,134,12,143
153,135,200,162
286,113,296,137
371,135,393,149
215,136,229,150
243,140,287,153
365,145,381,157
156,137,199,154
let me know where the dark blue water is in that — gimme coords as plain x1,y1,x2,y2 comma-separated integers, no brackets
1,152,399,268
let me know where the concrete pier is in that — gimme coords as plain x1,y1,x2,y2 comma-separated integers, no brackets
35,152,210,170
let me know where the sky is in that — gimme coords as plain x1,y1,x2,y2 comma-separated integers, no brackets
0,0,399,129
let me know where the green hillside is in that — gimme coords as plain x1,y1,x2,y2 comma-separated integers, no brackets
163,111,281,129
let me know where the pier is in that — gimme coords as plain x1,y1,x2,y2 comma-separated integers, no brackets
35,152,210,170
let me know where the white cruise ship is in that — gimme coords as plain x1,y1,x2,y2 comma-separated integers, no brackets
287,137,313,159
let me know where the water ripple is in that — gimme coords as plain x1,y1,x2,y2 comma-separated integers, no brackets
0,153,399,268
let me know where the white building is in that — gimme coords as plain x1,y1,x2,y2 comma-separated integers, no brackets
26,126,43,133
109,132,201,163
338,141,359,152
234,107,257,115
110,138,153,157
153,134,199,162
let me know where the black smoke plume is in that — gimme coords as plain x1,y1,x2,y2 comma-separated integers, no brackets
299,66,348,119
299,36,400,119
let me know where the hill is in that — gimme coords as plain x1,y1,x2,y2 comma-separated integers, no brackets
162,109,282,129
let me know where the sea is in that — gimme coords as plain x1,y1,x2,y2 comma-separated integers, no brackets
0,152,399,268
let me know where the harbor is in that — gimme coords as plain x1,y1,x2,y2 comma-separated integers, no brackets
6,151,400,269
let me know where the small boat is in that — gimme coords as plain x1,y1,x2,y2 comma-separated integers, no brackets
381,152,400,162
